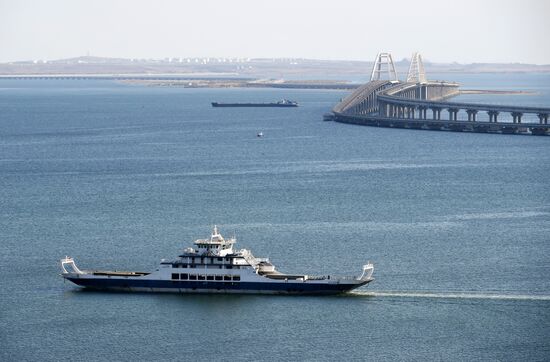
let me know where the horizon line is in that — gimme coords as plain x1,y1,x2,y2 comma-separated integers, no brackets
2,54,550,67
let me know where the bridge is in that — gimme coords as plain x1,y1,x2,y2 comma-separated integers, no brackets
329,52,550,136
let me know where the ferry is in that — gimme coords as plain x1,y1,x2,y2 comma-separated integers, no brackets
60,226,374,295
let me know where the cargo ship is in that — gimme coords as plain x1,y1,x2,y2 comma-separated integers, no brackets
211,99,298,107
60,226,374,295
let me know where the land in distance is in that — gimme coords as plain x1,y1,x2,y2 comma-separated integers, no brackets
1,56,549,78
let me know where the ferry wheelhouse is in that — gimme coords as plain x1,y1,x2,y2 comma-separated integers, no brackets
61,226,374,295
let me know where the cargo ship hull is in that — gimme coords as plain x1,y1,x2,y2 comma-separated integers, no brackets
212,102,298,107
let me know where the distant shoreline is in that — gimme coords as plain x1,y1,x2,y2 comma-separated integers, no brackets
1,56,550,79
460,89,537,95
119,79,358,90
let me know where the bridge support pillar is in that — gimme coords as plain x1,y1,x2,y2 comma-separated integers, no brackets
378,102,388,117
511,112,523,123
448,108,459,121
538,113,549,124
419,107,427,120
488,111,499,123
466,109,478,122
431,107,441,120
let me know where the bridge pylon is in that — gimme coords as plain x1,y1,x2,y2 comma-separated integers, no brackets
406,52,427,84
370,52,399,83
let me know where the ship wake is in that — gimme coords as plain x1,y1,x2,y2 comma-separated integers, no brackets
352,290,550,301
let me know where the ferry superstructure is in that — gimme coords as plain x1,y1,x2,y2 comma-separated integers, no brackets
61,226,374,295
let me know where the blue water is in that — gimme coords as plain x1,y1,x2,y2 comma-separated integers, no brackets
0,76,549,361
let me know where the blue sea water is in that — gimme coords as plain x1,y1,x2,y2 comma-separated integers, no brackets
0,75,549,361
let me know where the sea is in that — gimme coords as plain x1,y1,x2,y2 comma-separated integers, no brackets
0,73,549,361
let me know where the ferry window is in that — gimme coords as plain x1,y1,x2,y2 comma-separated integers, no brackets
225,257,230,262
181,274,188,280
207,275,214,281
226,265,233,269
182,264,187,268
171,273,179,280
191,258,195,263
215,276,223,281
224,275,231,281
189,275,197,280
233,276,240,281
217,257,223,261
198,275,205,280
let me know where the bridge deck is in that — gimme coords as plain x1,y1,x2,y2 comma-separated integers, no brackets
376,94,550,114
332,80,392,114
335,113,548,128
333,114,549,138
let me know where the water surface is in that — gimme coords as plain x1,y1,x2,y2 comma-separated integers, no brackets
0,76,549,361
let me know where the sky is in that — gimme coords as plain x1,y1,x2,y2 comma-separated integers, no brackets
1,0,549,64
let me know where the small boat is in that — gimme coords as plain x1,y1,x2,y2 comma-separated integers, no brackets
211,99,298,107
257,132,264,137
60,226,374,295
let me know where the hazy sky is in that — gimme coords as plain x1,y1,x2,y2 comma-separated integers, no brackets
1,0,549,64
